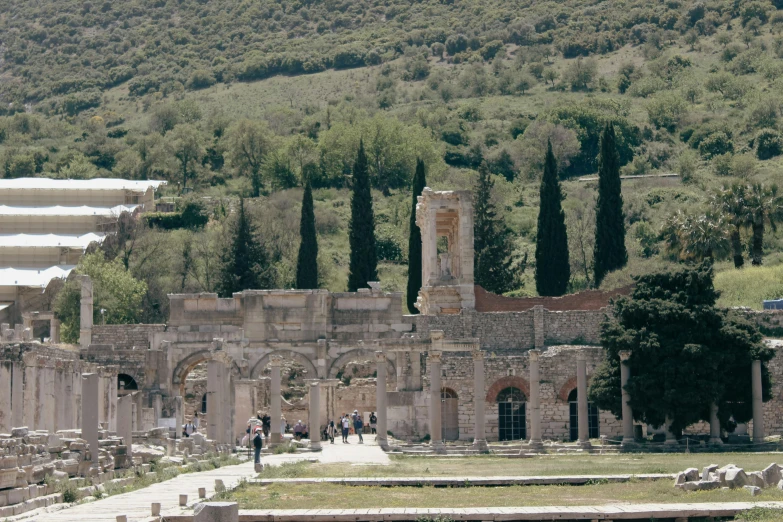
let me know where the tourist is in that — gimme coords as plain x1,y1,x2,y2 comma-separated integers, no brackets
341,414,350,443
280,415,287,437
193,412,200,431
241,423,251,446
369,412,377,435
294,420,304,440
327,420,336,444
253,427,263,464
261,412,271,438
354,412,364,444
184,419,195,437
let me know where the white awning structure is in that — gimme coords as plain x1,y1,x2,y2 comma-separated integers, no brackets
0,178,166,192
0,233,105,249
0,204,139,217
0,266,75,288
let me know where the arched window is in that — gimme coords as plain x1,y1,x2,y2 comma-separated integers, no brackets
118,374,138,391
497,387,526,441
441,388,459,441
567,389,599,440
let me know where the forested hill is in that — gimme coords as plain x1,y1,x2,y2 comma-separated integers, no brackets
3,0,783,324
1,0,770,108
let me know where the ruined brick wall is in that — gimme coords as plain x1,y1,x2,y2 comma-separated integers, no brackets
543,310,606,345
474,285,631,312
91,324,165,350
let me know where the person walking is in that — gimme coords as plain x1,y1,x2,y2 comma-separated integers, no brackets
341,414,350,443
369,412,377,435
184,419,195,437
261,412,271,438
327,420,336,444
280,415,287,437
193,412,200,431
241,423,251,446
294,420,304,440
253,427,263,464
354,412,364,444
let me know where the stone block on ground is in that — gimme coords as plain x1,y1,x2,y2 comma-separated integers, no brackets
725,468,748,488
702,464,718,481
762,463,782,486
194,502,239,522
748,471,766,488
744,485,762,496
683,468,699,482
674,472,686,486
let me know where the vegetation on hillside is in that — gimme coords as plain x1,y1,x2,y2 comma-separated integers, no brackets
7,0,783,320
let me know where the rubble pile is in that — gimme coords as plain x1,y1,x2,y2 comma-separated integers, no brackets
675,463,783,496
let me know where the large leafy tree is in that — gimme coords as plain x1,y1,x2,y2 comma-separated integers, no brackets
166,124,204,191
406,159,427,313
588,262,772,435
54,252,147,343
217,198,272,296
593,123,627,286
226,119,274,197
535,141,570,296
474,162,517,294
296,176,318,289
347,140,378,291
661,210,730,262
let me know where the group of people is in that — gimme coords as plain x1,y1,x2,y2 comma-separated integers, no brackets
322,410,378,444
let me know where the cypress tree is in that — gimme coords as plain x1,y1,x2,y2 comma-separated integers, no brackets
296,176,318,289
347,139,378,291
474,162,517,294
593,122,627,286
535,141,570,296
218,198,271,297
406,159,427,313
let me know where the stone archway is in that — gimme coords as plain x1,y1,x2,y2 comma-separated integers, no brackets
248,350,319,381
327,349,396,382
486,375,530,402
171,350,242,396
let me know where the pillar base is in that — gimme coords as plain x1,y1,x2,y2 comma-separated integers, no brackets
708,437,723,446
377,436,389,451
270,434,282,445
472,439,489,454
431,441,446,454
664,439,679,445
620,437,637,447
310,442,322,452
526,439,545,453
576,440,592,450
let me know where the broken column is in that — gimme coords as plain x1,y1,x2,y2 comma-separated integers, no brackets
23,354,39,430
472,349,488,453
527,349,543,451
78,275,93,348
117,394,133,459
428,350,444,453
709,403,723,445
0,361,11,433
308,382,321,451
576,350,591,448
207,360,222,442
82,373,100,470
752,359,764,443
174,395,183,440
619,350,634,446
11,362,24,429
269,355,282,446
375,351,389,450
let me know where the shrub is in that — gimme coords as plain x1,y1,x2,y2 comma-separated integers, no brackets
187,69,216,90
755,128,783,159
712,153,734,176
731,154,757,177
646,92,687,131
698,132,734,158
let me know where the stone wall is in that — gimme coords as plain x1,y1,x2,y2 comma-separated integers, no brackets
474,285,631,312
91,324,166,350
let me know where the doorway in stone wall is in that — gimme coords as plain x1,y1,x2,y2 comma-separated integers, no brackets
568,389,599,441
441,388,459,441
498,387,526,441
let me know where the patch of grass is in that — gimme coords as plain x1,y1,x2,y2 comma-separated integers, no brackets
736,507,783,522
257,461,314,479
715,263,783,310
225,480,783,509
248,453,783,479
273,443,299,455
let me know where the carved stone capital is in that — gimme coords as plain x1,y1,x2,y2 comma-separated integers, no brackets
619,350,631,362
269,354,283,367
529,349,541,362
429,351,443,363
375,351,387,363
471,349,484,361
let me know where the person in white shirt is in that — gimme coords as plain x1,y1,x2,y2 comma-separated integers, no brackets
341,414,351,443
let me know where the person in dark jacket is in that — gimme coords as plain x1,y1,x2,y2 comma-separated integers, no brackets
253,427,263,464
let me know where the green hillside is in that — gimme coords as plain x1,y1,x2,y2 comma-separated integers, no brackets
2,0,783,322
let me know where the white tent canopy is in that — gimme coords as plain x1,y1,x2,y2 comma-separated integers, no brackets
0,266,75,288
0,178,166,192
0,204,139,217
0,233,105,248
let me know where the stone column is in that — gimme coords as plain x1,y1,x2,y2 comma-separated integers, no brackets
709,403,722,445
472,349,488,453
23,362,38,430
411,352,422,391
752,359,764,443
152,394,162,426
132,403,138,433
117,394,133,459
207,361,220,442
576,350,591,448
109,373,118,433
0,362,11,433
269,355,283,446
78,275,93,348
73,367,83,429
174,395,183,440
533,306,545,349
50,318,60,344
82,373,100,470
11,363,24,429
308,382,321,451
55,368,66,431
526,349,543,451
43,366,57,433
375,352,389,450
429,351,444,453
619,351,634,446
